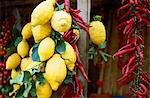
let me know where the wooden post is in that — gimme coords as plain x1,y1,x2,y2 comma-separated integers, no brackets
77,0,90,97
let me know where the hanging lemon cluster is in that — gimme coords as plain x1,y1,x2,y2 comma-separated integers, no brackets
5,0,78,97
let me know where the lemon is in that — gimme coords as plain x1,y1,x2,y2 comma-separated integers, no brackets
61,42,76,71
6,53,21,70
13,84,20,91
32,23,52,43
46,0,56,6
67,63,75,71
51,10,72,32
17,40,29,58
36,81,52,98
29,47,33,57
20,57,32,71
89,21,106,45
73,29,80,40
25,60,42,74
21,22,32,39
38,37,55,61
45,54,67,91
9,84,20,96
31,1,54,26
11,69,20,79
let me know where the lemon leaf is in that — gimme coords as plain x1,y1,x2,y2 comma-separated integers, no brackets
16,84,25,97
23,71,31,83
56,3,64,11
10,71,24,85
23,82,32,97
32,44,40,62
56,40,66,54
98,41,107,49
14,37,22,47
30,81,36,97
35,73,45,86
32,68,40,75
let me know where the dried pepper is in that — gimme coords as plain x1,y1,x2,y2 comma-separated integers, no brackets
115,0,150,97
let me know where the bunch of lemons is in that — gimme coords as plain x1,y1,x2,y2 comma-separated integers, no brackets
5,0,77,97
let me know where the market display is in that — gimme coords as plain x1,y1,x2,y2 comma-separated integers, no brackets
3,0,93,97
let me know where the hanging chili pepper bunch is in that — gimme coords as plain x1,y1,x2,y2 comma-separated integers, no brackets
0,16,16,97
114,0,150,97
60,0,91,97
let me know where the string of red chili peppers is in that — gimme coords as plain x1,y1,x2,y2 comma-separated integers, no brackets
60,0,91,97
113,0,150,97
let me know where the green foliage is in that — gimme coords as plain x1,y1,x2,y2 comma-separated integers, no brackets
51,31,66,54
14,37,22,47
56,3,64,11
32,44,40,62
88,41,111,65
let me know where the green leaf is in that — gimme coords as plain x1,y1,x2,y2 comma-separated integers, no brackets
32,44,40,62
35,73,45,86
56,3,64,11
32,68,40,75
10,71,24,84
23,82,32,97
14,37,22,47
56,40,66,54
30,81,36,97
100,51,111,62
23,71,31,83
98,41,107,49
6,46,16,55
93,15,102,21
16,84,25,97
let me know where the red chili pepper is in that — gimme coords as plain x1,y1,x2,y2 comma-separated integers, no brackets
134,0,138,4
119,74,135,87
63,29,73,37
72,12,90,28
117,4,129,15
70,8,81,14
135,12,142,22
75,22,89,34
142,18,150,27
129,0,134,4
123,22,134,35
122,55,136,75
116,18,134,29
121,0,127,4
72,44,90,82
113,47,135,58
64,0,70,13
136,6,150,15
136,84,147,95
118,9,132,21
72,16,89,27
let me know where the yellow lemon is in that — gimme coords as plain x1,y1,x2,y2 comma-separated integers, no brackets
20,57,32,71
25,60,42,74
6,53,21,70
13,84,20,91
31,1,54,26
67,63,75,71
46,0,56,6
51,10,72,32
32,23,52,43
11,69,20,79
29,47,33,57
38,37,55,61
17,40,29,58
61,42,76,71
36,81,52,98
45,54,67,91
21,22,32,39
89,21,106,45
